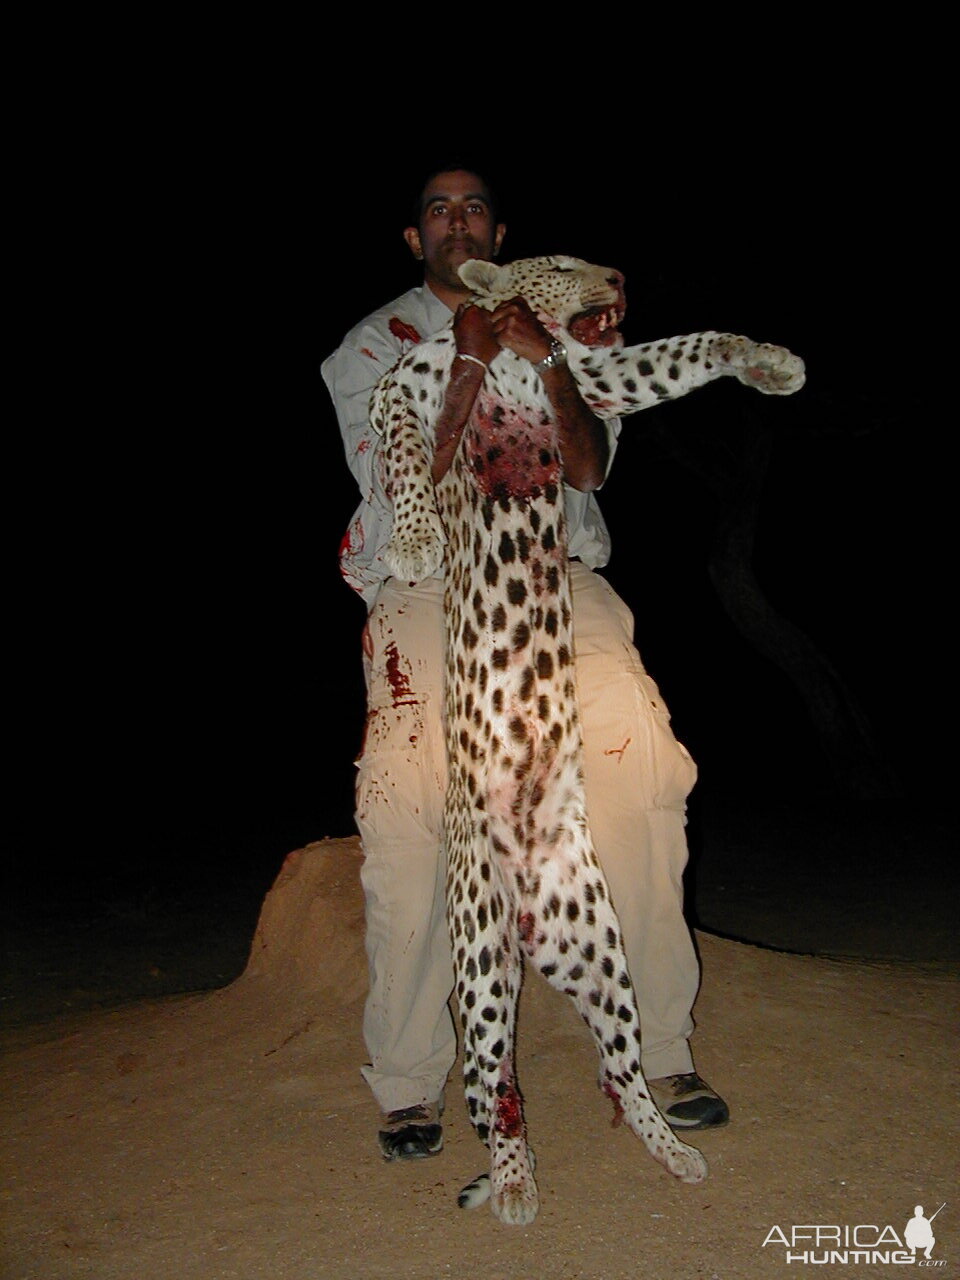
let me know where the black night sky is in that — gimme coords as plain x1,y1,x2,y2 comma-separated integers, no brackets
13,103,952,964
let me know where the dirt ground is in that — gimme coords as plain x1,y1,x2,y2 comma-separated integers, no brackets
2,837,958,1280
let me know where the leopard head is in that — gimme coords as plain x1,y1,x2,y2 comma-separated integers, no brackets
458,255,626,348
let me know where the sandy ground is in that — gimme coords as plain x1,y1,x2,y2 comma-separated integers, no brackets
2,838,957,1280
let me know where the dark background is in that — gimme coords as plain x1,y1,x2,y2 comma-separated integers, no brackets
9,110,952,979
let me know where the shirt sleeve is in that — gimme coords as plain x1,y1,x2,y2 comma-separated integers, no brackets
321,323,401,512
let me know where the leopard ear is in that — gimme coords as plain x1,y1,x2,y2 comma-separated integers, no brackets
459,259,511,296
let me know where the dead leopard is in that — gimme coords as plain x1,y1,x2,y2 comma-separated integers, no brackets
373,254,804,1224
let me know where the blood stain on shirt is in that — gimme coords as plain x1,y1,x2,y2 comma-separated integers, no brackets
388,317,422,345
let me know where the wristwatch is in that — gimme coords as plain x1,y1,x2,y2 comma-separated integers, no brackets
534,339,567,374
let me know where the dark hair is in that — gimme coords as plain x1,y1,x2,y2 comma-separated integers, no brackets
408,162,503,228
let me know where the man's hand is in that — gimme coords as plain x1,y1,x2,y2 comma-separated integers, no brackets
450,296,609,492
454,303,501,368
489,296,553,364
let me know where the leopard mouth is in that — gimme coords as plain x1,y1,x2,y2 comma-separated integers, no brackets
568,304,624,348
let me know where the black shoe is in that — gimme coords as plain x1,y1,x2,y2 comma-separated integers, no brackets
648,1073,730,1131
377,1103,443,1161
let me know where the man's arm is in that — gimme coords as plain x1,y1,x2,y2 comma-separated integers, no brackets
431,298,612,490
431,304,502,483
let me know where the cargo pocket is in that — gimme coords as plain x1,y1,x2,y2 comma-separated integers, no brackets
629,669,697,810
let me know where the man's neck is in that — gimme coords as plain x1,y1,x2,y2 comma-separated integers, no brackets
424,276,472,312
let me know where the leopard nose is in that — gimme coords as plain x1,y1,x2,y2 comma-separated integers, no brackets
606,272,624,288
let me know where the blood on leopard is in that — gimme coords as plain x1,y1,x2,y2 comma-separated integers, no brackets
517,911,535,942
603,1080,625,1128
495,1083,524,1137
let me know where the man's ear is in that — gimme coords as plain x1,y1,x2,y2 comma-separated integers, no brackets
403,226,423,260
459,259,510,294
493,223,506,256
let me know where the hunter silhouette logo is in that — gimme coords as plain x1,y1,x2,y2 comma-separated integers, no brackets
904,1204,945,1261
761,1201,947,1265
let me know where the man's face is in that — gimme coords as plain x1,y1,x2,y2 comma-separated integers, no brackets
404,170,506,295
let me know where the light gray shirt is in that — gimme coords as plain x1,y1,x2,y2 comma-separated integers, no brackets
322,283,620,610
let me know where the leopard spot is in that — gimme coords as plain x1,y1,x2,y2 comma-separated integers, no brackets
507,578,527,606
512,620,531,651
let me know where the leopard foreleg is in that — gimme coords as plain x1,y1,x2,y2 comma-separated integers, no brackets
568,329,805,418
376,373,446,582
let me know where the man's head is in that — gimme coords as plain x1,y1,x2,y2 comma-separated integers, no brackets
403,168,506,306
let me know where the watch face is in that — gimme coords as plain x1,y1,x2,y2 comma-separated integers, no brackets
536,339,567,372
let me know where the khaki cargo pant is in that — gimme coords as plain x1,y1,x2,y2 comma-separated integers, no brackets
356,561,700,1114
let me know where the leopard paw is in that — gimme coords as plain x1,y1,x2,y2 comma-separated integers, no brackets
490,1140,539,1225
735,342,806,395
492,1175,539,1225
664,1139,708,1185
459,1146,536,1210
383,522,446,582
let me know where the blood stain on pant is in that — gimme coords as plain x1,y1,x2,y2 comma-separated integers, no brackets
383,641,418,708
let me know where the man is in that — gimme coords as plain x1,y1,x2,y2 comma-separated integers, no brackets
321,166,728,1161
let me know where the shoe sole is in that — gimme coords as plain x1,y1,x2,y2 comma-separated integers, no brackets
378,1125,443,1161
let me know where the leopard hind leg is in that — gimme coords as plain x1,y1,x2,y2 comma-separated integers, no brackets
447,832,539,1225
521,843,707,1186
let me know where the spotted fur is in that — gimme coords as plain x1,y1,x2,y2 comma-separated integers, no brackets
372,255,804,1224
